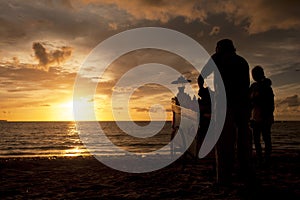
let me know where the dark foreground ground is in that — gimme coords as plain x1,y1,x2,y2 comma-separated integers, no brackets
1,149,299,200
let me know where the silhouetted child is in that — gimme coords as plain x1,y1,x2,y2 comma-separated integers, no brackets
249,66,274,165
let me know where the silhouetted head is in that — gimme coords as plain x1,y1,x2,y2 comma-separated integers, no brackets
252,65,265,81
216,39,236,54
198,75,204,87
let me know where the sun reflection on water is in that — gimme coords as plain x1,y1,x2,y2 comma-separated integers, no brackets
63,146,87,157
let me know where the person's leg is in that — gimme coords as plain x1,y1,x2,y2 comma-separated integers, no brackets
252,122,262,163
238,124,252,165
236,113,255,185
262,123,272,163
196,118,210,154
215,109,235,186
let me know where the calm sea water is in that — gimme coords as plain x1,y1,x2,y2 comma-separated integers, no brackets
0,121,299,158
0,121,171,158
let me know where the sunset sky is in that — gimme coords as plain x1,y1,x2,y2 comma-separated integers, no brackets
0,0,299,121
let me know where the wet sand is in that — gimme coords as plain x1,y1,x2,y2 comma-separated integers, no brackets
1,149,299,200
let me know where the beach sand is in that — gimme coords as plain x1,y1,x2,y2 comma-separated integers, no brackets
1,149,299,200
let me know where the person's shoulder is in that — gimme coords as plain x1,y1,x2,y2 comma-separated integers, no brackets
250,82,258,89
264,78,272,86
235,54,248,63
211,53,218,60
234,55,249,69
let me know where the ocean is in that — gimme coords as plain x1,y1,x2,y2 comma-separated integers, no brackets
0,121,172,158
0,121,299,158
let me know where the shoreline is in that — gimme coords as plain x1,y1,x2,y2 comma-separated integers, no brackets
1,149,299,199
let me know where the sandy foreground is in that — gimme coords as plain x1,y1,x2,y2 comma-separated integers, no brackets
1,150,299,200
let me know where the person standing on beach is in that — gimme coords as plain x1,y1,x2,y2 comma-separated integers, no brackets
196,75,212,155
200,39,253,186
249,66,274,165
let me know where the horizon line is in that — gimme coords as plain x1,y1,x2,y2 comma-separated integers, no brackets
2,120,300,122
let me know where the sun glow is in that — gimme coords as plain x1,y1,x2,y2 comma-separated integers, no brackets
53,100,75,121
56,98,114,121
57,98,95,121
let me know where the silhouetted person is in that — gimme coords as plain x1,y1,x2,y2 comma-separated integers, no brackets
177,86,191,108
171,76,198,160
200,39,253,186
249,66,274,165
196,76,212,154
172,76,196,110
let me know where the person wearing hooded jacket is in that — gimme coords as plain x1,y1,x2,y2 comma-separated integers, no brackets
249,66,275,165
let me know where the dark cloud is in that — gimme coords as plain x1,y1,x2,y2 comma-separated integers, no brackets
131,107,148,113
32,42,72,70
82,0,207,23
40,104,51,107
275,94,300,120
82,0,300,34
207,0,300,34
131,106,171,113
0,14,27,41
1,1,299,62
0,0,122,52
277,95,300,107
32,42,48,66
0,0,299,57
46,0,74,9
